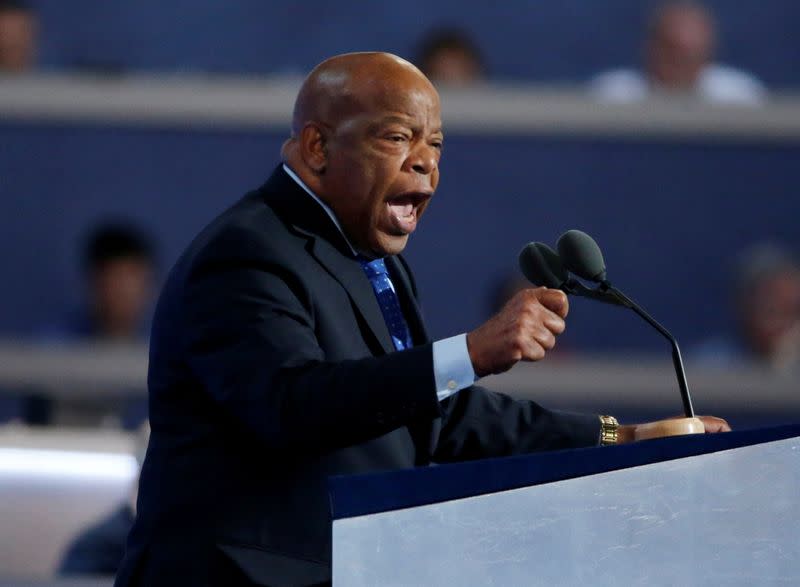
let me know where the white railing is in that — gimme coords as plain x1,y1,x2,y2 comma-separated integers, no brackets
0,342,797,414
2,74,800,139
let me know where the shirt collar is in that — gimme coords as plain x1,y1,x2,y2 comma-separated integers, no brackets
282,163,358,257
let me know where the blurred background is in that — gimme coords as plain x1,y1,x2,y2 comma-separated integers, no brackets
1,0,799,583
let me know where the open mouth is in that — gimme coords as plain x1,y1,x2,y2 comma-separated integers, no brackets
386,191,432,235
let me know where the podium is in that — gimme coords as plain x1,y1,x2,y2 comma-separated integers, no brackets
329,425,800,586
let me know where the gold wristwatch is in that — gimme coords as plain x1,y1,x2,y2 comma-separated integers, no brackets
599,415,619,446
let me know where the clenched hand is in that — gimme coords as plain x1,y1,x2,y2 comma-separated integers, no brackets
467,288,568,377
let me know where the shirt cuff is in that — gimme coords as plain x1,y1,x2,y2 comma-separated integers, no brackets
432,333,477,402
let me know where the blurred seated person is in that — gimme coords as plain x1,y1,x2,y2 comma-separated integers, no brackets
691,244,800,371
416,28,485,87
590,1,766,105
40,222,156,343
27,223,154,426
0,0,36,73
59,422,149,576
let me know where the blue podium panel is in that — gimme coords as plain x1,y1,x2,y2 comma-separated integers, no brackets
333,436,800,586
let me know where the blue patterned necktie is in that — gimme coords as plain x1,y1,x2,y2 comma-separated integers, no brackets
359,258,414,351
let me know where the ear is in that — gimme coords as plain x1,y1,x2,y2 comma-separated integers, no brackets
299,123,328,174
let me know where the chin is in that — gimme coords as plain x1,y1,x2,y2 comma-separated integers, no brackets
373,234,409,257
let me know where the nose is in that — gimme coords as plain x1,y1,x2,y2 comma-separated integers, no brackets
405,143,438,175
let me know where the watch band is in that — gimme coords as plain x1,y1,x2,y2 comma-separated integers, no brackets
599,415,619,446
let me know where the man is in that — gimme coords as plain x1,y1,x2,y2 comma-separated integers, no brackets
590,1,765,105
116,52,728,587
0,0,36,73
30,222,154,426
691,244,800,371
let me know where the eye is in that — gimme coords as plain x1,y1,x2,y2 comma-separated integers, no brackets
386,134,408,143
431,140,443,150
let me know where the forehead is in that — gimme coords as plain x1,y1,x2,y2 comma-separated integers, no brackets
343,73,441,128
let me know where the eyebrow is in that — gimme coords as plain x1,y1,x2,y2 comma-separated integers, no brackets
375,116,443,134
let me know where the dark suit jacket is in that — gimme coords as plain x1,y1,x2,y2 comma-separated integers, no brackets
114,166,600,587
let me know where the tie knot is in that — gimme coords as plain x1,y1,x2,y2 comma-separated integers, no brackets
360,258,389,278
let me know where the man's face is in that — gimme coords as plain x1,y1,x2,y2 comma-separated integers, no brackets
741,272,800,359
647,9,714,89
317,76,443,257
91,258,153,338
0,9,36,72
425,48,482,87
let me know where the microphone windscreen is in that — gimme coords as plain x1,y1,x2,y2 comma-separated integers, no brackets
518,242,568,288
557,230,607,282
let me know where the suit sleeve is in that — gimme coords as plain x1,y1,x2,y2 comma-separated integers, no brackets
180,232,440,456
395,253,601,461
432,384,601,463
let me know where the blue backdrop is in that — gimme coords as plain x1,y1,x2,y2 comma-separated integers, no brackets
2,120,798,352
27,0,800,87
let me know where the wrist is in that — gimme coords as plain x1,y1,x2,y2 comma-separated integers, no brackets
617,424,636,444
465,331,488,378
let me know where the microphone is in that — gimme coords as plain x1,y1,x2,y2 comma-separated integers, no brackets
556,230,695,418
518,242,568,289
556,230,607,282
518,242,628,307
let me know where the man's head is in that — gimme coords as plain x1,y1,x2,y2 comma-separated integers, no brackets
0,0,36,73
417,29,485,87
645,1,716,90
282,52,443,258
733,245,800,363
83,223,155,340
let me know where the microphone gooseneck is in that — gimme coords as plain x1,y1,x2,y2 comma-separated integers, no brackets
598,280,695,418
520,230,696,419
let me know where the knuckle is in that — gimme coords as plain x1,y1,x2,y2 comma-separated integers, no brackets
525,289,542,303
537,329,554,349
512,317,526,333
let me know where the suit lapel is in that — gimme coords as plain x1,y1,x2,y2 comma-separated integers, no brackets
261,166,395,355
308,238,396,355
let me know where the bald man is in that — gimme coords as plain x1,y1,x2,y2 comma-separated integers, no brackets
590,1,765,105
116,53,728,587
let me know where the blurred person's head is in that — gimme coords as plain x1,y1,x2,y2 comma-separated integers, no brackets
0,0,36,73
645,1,715,90
733,244,800,366
83,223,155,340
417,29,484,87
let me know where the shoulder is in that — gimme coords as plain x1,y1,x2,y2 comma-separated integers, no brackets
177,187,299,280
588,68,648,102
699,65,767,105
59,505,133,575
